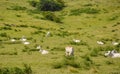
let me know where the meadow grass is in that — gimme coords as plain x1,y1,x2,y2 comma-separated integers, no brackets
0,0,120,74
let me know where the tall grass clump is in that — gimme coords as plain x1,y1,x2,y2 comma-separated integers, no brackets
28,0,38,7
63,56,81,68
42,12,62,23
81,55,94,70
0,32,8,37
52,56,81,69
70,7,100,15
7,5,27,11
23,64,32,74
0,64,32,74
0,26,12,30
90,48,100,57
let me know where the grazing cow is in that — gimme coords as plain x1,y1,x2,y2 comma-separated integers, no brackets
104,50,120,58
110,50,120,58
46,31,50,37
97,41,104,45
11,39,16,42
112,42,119,46
20,36,27,42
104,51,112,57
39,49,49,55
23,41,30,45
65,46,74,56
73,39,80,43
36,45,41,49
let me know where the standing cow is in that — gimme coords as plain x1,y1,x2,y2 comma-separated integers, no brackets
65,46,74,56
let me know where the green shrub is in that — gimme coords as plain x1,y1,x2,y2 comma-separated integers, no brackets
52,56,81,69
0,26,12,30
63,56,81,68
0,64,32,74
28,0,38,7
37,0,65,11
23,64,32,74
0,32,8,37
83,56,94,70
13,67,24,74
43,12,62,23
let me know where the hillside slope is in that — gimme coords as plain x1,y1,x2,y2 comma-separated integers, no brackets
0,0,120,74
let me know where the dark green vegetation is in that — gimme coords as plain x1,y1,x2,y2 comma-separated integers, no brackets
0,64,32,74
37,0,65,11
0,0,120,74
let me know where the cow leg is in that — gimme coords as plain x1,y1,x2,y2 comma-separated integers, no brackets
66,52,69,56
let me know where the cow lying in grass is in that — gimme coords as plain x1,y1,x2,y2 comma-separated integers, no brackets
65,46,74,56
104,50,120,58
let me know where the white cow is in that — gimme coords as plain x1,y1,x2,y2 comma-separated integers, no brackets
20,36,27,42
39,49,49,55
112,42,119,46
46,31,50,37
36,45,41,49
111,50,120,58
104,50,120,58
23,41,30,45
73,39,80,43
11,39,16,42
104,51,111,57
97,41,104,45
65,46,74,56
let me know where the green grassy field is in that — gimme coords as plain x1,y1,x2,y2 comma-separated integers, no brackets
0,0,120,74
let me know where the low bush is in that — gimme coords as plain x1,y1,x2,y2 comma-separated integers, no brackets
0,26,12,30
83,56,94,70
52,56,81,69
37,0,65,11
23,64,32,74
28,0,38,7
42,12,62,23
0,32,8,37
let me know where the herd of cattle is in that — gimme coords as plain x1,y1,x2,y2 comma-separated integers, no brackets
8,31,120,58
